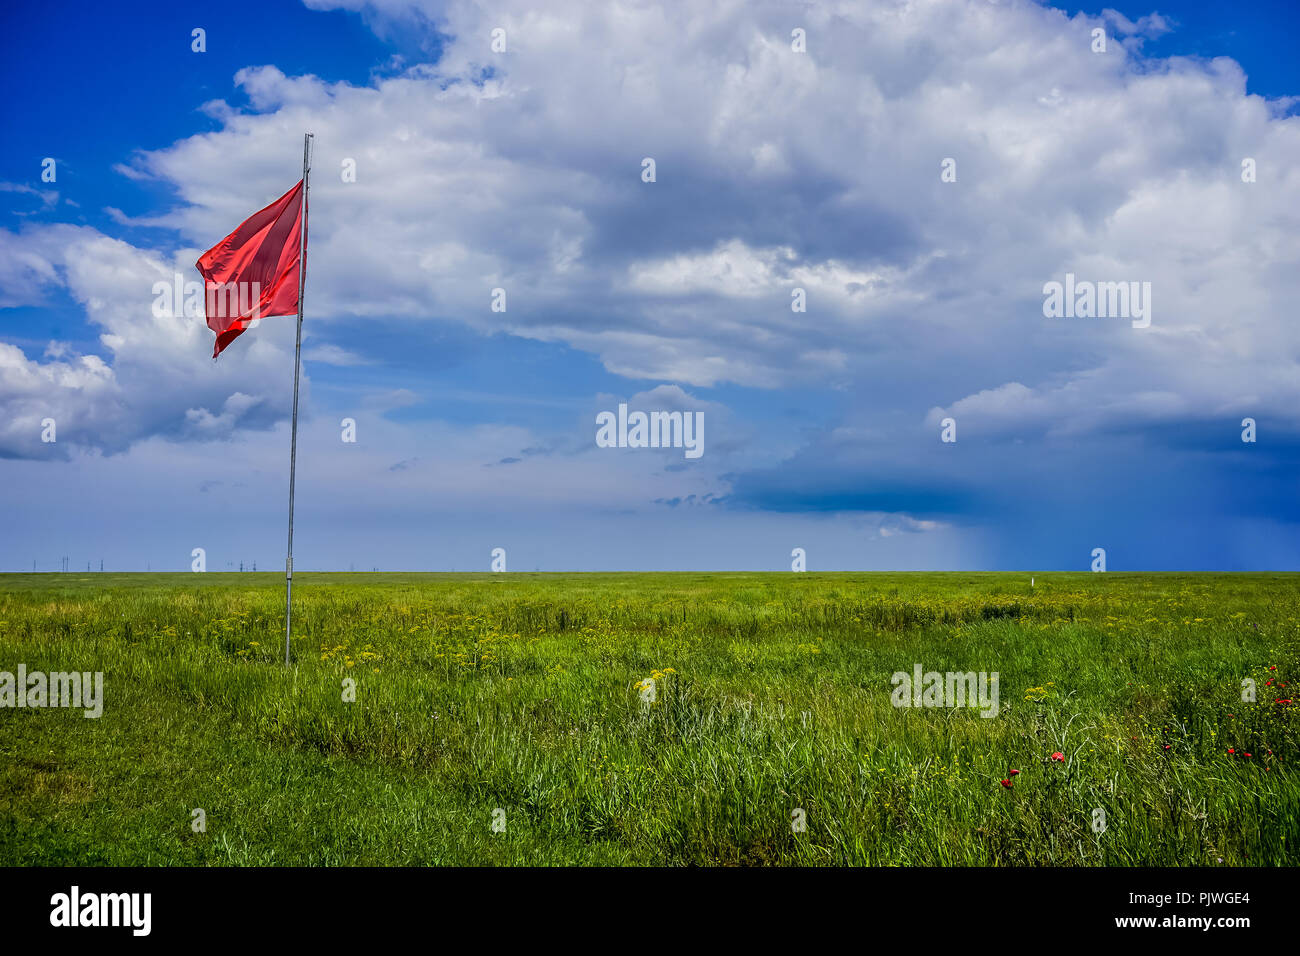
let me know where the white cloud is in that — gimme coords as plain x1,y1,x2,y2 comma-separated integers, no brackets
0,224,300,456
5,0,1300,458
304,343,374,366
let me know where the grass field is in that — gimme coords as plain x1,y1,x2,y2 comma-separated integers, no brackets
1,571,1297,866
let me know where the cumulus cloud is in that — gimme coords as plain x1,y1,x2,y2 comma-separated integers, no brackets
111,0,1300,419
0,224,298,457
3,0,1299,556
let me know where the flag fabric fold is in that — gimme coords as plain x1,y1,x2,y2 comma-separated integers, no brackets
195,179,306,357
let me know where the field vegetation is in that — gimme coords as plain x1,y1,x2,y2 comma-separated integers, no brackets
1,572,1296,865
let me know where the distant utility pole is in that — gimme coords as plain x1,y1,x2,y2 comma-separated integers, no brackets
100,560,103,572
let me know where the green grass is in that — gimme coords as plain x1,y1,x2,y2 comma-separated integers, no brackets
1,571,1298,865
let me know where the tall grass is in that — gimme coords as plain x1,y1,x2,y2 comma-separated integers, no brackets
1,572,1297,865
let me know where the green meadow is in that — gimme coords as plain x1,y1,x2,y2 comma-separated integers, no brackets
1,572,1297,866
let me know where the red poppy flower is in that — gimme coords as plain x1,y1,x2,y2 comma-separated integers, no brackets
1009,769,1020,776
1000,779,1012,788
1244,753,1252,757
1269,666,1276,671
1164,744,1171,750
1228,748,1235,754
1050,752,1064,762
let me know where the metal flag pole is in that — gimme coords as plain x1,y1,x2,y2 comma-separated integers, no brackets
285,132,313,665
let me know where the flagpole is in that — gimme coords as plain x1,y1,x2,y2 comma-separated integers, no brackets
285,132,313,665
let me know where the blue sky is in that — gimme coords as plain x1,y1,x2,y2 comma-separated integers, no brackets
2,0,1299,572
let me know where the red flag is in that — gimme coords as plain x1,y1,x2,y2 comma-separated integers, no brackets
196,179,306,358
